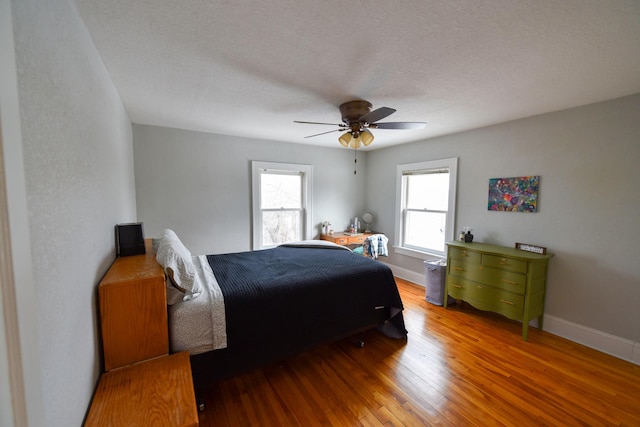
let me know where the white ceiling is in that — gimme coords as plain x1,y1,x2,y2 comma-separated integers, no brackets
73,0,640,150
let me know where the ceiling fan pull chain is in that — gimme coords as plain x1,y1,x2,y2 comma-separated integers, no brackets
354,147,357,175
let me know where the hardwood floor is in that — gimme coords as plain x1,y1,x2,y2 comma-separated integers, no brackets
197,278,640,426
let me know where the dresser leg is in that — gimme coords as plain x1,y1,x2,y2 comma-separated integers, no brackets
538,315,544,331
521,318,530,341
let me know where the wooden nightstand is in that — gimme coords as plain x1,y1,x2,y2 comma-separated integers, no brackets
99,239,168,371
85,352,199,426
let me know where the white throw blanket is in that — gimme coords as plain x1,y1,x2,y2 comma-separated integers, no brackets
364,234,389,259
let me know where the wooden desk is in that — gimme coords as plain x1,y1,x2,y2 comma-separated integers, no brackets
320,231,371,246
85,352,198,426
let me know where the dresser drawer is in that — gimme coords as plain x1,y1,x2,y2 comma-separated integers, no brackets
333,237,348,245
448,259,470,276
446,276,474,299
491,270,526,294
477,267,526,294
482,254,527,274
486,287,524,319
348,235,365,244
447,276,486,301
322,234,364,245
447,276,524,319
448,246,481,264
449,260,526,294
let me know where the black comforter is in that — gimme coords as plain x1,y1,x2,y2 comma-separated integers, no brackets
190,244,406,386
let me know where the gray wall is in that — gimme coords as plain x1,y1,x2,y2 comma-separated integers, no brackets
134,96,640,349
6,0,638,424
133,124,367,255
11,0,136,425
366,94,640,343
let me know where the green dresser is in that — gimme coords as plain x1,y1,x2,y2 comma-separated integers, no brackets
444,241,553,340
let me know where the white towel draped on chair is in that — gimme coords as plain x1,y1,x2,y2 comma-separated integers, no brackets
363,234,389,259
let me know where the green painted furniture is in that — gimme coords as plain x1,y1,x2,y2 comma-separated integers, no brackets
444,241,553,340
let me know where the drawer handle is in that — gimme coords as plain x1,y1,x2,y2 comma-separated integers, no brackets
476,285,483,289
501,279,518,285
499,258,508,265
454,267,464,271
500,299,515,306
451,284,463,289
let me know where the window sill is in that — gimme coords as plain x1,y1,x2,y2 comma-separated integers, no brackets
394,246,445,260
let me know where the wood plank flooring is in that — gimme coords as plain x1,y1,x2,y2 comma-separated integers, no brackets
197,278,640,426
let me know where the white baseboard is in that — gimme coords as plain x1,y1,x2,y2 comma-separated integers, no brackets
384,261,640,366
543,315,638,365
634,343,640,365
383,262,425,287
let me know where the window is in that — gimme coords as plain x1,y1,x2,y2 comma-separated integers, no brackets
394,158,457,258
252,161,313,250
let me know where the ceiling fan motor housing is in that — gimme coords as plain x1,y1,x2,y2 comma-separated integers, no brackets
339,100,372,125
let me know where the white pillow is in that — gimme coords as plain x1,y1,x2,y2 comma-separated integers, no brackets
155,229,202,302
165,281,186,305
152,236,186,305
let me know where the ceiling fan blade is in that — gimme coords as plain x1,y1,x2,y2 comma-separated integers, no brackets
294,120,343,126
373,122,426,130
359,107,396,124
303,128,343,138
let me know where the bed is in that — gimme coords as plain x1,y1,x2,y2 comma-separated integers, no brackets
154,230,407,390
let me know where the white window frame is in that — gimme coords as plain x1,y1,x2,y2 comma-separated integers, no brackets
394,157,458,259
251,161,313,250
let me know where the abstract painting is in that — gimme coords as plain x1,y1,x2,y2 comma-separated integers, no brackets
488,176,539,212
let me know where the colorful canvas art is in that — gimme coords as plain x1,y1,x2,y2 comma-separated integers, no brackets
488,176,539,212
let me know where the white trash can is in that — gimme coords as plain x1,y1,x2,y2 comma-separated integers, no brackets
424,259,451,306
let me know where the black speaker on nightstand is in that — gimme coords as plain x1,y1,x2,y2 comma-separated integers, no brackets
115,222,146,256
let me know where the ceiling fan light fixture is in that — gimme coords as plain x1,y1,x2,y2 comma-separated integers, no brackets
340,129,373,149
361,130,374,146
338,132,352,147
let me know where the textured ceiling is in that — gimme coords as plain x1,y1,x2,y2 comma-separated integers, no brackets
73,0,640,150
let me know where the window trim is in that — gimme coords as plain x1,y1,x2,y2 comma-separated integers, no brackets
251,161,313,250
394,158,458,259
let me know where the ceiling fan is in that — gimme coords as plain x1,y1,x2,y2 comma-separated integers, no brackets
294,100,426,149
